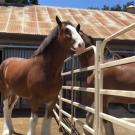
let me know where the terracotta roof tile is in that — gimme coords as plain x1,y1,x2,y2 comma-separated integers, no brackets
0,5,134,40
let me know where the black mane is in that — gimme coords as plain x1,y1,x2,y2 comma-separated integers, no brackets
79,31,95,47
33,26,58,56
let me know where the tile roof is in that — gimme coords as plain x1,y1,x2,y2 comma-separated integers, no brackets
0,5,134,40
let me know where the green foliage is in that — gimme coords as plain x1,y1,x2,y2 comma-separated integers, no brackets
110,4,122,11
123,1,134,11
5,0,39,5
87,7,99,10
102,1,134,11
5,0,29,4
29,0,38,5
102,5,110,10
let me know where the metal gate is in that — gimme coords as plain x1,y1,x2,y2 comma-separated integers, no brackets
53,22,135,135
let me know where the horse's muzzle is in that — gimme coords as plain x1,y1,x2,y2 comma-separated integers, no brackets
75,43,85,55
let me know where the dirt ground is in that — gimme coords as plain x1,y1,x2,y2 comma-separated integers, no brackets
0,105,135,135
0,118,61,135
0,117,135,135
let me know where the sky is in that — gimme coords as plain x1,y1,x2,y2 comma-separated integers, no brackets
39,0,135,9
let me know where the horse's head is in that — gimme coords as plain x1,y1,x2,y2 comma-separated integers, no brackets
56,16,85,54
79,30,95,48
77,30,95,68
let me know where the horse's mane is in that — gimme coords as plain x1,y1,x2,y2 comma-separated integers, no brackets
33,21,75,57
80,31,95,47
33,26,59,56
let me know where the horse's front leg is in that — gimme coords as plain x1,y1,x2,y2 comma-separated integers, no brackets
2,95,18,135
84,103,94,135
103,121,114,135
27,99,39,135
41,98,57,135
27,113,38,135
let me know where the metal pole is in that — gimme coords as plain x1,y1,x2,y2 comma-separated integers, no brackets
94,40,102,135
59,88,63,132
71,55,75,134
98,40,104,135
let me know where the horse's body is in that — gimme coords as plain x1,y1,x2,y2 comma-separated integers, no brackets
79,31,135,135
0,16,85,135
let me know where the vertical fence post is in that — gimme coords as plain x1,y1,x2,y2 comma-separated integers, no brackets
74,57,77,130
94,40,101,135
99,40,104,135
59,89,63,132
71,55,75,134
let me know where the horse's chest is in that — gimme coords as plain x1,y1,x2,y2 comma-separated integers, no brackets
29,76,62,91
31,79,62,101
45,78,62,90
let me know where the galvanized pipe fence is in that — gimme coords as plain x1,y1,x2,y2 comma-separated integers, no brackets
53,22,135,135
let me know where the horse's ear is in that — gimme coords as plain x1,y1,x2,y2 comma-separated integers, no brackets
56,16,62,27
76,24,80,32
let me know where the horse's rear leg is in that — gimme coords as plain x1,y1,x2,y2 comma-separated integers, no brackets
2,95,18,135
41,98,57,135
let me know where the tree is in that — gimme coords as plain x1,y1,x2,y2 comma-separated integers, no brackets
5,0,38,5
5,0,29,4
110,4,122,11
99,1,134,11
102,5,110,10
29,0,38,5
123,1,134,11
87,7,99,10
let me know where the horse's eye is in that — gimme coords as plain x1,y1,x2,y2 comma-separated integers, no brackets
65,28,72,38
65,28,70,34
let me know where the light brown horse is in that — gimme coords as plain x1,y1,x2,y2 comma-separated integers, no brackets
79,31,135,135
0,16,85,135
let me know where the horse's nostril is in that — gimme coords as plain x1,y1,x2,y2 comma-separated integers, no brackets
78,44,81,48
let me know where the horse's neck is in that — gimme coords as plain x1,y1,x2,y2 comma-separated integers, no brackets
79,50,95,76
37,42,67,78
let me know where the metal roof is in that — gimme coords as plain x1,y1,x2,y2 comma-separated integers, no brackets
0,5,134,40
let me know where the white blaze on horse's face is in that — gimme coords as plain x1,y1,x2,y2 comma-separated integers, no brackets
66,25,85,54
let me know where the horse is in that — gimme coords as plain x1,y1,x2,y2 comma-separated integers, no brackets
0,16,85,135
78,31,135,135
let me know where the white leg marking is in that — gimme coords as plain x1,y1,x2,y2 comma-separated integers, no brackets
41,103,52,135
10,96,19,113
2,99,13,135
27,113,38,135
2,96,18,135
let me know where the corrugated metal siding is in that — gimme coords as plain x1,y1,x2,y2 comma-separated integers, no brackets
3,47,35,59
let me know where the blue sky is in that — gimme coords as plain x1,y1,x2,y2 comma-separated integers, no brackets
39,0,135,9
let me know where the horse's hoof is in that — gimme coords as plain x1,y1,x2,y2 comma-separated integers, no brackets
2,131,12,135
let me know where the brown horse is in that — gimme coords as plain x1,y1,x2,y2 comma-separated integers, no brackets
0,16,85,135
78,31,135,135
